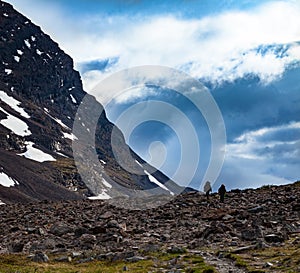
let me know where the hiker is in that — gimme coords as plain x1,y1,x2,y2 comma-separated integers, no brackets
218,184,226,203
204,181,212,199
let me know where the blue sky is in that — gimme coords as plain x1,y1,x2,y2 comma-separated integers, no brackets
8,0,282,18
7,0,300,191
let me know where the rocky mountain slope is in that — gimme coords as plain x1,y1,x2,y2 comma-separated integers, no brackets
0,0,184,204
0,182,299,272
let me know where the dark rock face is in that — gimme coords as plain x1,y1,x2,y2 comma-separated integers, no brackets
0,0,180,203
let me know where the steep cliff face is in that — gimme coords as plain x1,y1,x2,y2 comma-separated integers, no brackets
0,1,182,204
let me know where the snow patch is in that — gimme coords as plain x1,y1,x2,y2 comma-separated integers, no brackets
24,39,31,49
102,177,112,188
144,170,174,196
0,172,19,187
31,36,36,42
3,13,8,17
0,200,5,205
45,113,69,129
100,159,106,165
63,132,78,140
68,87,75,91
36,49,42,55
18,142,56,162
70,94,77,104
135,160,174,195
88,189,111,200
135,160,143,168
56,151,69,158
14,56,20,62
17,49,23,55
0,107,31,136
4,69,12,75
45,114,77,140
0,90,30,118
45,112,75,141
54,118,69,129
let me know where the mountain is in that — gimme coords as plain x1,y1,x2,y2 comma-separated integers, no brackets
0,0,185,204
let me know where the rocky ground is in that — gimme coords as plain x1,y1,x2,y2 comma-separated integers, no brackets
0,182,299,272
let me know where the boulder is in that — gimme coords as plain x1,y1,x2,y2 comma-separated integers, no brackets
106,220,120,229
7,241,24,253
31,252,49,263
50,224,73,237
247,206,264,213
241,226,262,241
264,234,284,243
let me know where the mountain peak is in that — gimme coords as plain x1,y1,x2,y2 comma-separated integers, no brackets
0,1,184,205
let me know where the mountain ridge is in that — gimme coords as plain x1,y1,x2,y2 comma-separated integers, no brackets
0,0,185,204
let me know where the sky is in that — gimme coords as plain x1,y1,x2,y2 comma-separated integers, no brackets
7,0,300,191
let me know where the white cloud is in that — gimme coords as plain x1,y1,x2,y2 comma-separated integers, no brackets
81,1,300,90
112,86,157,104
233,121,300,143
9,0,300,91
217,158,292,190
216,121,300,189
223,121,300,187
80,70,110,92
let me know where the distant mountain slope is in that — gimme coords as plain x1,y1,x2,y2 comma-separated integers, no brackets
0,0,183,204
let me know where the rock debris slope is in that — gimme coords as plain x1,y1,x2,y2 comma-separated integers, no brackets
0,182,299,271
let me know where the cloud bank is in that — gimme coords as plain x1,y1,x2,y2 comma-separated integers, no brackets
218,122,300,189
9,0,300,90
